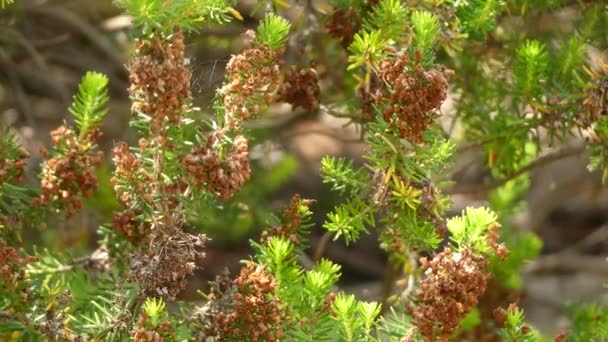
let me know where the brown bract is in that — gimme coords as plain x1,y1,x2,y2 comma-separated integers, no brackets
411,224,508,341
278,65,321,112
183,132,251,200
378,52,453,143
205,263,284,342
36,125,104,216
0,146,28,185
131,311,175,342
260,194,313,246
128,32,191,136
326,7,361,48
412,247,491,341
0,239,36,289
219,33,282,127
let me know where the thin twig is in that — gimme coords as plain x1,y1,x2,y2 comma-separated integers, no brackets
526,225,608,273
30,33,71,49
26,5,126,78
561,224,608,255
0,27,48,71
445,144,586,195
313,231,332,261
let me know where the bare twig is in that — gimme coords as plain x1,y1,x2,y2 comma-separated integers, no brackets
525,253,608,274
0,27,48,71
30,33,71,49
445,144,586,195
26,5,126,77
313,231,332,261
526,224,608,274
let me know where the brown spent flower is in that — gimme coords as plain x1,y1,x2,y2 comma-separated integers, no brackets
412,247,491,342
112,209,148,245
111,141,152,207
411,219,508,341
260,194,313,246
0,144,28,185
131,310,175,342
207,263,284,342
278,65,321,112
128,32,191,135
219,32,282,126
326,7,361,48
377,52,453,143
0,239,37,289
36,125,104,216
128,231,206,300
183,132,251,200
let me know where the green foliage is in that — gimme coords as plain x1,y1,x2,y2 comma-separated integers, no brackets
568,303,608,340
514,40,549,101
0,0,13,9
455,0,504,40
115,0,234,34
331,293,381,342
189,155,298,242
321,157,371,196
555,37,587,88
324,197,376,244
411,10,440,65
347,30,388,71
3,0,608,340
256,13,291,50
500,304,545,342
447,207,499,254
69,71,109,139
363,0,408,42
375,306,415,341
142,297,167,327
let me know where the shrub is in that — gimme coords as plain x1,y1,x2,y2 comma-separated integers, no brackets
0,0,607,340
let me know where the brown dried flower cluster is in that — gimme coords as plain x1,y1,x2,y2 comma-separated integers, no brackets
205,263,284,342
131,311,175,342
457,279,521,341
112,209,147,245
219,32,282,126
128,32,191,135
326,7,361,48
0,239,36,289
111,138,188,243
412,247,491,341
0,146,28,185
36,125,104,216
128,231,206,300
278,65,321,112
111,141,153,206
110,141,154,244
260,194,313,246
376,52,453,142
183,131,251,200
411,226,508,342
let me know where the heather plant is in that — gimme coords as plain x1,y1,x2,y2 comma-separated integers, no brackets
0,0,607,341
